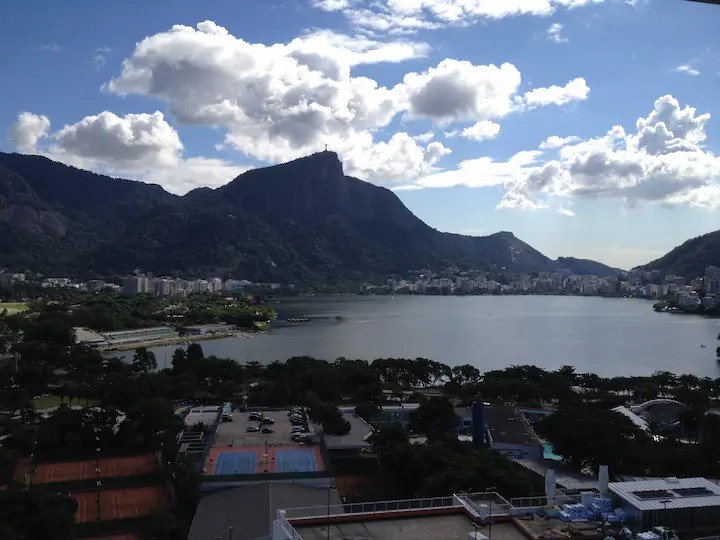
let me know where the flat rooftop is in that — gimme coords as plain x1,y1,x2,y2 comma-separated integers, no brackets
609,477,720,511
485,405,541,446
295,516,525,540
319,412,374,450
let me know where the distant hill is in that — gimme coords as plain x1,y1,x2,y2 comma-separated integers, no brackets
639,230,720,278
0,150,618,282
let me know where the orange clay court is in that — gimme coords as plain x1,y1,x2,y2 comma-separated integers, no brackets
32,454,156,484
205,445,325,475
73,485,169,523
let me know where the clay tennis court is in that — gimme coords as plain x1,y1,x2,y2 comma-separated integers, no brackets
73,485,169,523
33,454,156,484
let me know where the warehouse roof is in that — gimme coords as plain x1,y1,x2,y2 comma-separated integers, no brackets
609,477,720,511
484,405,541,446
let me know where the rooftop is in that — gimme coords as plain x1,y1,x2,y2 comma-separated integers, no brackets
189,483,341,540
484,405,542,446
609,477,720,511
319,412,374,450
294,516,525,540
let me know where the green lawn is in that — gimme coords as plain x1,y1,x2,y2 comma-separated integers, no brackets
32,395,101,409
0,302,29,313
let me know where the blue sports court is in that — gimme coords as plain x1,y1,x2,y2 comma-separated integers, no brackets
214,451,256,475
276,449,318,473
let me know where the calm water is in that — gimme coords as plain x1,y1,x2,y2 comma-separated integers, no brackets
112,295,720,377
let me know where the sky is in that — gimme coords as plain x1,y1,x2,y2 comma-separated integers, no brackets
2,0,720,269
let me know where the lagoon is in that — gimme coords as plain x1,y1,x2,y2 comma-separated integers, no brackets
111,295,720,377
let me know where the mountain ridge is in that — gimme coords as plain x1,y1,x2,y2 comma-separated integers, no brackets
638,230,720,279
0,150,619,282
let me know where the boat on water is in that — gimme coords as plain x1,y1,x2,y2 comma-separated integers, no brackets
287,317,310,323
701,344,707,348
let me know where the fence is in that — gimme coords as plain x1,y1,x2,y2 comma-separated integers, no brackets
283,495,459,520
274,511,303,540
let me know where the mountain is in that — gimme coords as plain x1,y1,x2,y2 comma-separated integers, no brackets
639,230,720,278
0,151,618,282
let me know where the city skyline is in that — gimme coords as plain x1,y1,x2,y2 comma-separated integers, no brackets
3,1,720,268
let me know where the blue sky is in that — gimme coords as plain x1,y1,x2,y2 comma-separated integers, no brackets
3,0,720,269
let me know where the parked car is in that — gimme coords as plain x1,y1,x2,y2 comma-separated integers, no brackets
221,413,233,422
291,426,305,433
260,417,275,425
261,427,274,434
246,425,260,432
291,419,303,426
291,433,307,441
248,412,262,420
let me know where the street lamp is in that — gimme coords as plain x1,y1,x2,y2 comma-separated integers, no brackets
660,499,671,528
487,486,497,540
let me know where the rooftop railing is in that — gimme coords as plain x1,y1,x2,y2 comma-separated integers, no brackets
282,495,460,521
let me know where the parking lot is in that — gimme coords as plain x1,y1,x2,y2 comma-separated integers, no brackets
214,408,310,447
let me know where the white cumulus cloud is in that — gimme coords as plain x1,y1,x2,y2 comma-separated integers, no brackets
445,120,501,141
9,112,51,153
52,111,183,168
101,21,586,184
519,77,590,110
408,95,720,212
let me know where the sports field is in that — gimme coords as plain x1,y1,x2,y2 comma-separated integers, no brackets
0,302,29,314
73,485,169,523
33,454,157,484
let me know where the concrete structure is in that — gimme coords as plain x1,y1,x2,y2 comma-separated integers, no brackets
323,409,375,451
609,477,720,532
612,405,651,432
483,405,543,460
189,482,341,540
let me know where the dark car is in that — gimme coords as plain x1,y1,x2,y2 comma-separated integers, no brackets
246,425,260,432
261,427,274,434
260,417,275,425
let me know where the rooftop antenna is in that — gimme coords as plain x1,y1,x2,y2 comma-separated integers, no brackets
325,144,328,151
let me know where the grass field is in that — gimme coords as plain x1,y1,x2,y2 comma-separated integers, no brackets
0,302,29,314
31,395,101,409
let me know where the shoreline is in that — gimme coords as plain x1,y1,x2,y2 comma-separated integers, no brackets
101,330,253,352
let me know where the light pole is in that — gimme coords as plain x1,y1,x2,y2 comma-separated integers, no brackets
487,486,497,540
660,499,671,528
95,432,101,521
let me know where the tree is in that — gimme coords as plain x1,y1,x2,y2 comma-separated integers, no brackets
410,396,458,438
132,347,157,374
0,492,77,540
171,348,188,373
537,403,649,473
354,403,380,423
186,343,204,365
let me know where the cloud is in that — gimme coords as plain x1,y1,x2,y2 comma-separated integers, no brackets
557,206,575,216
9,112,51,153
102,21,584,184
312,0,606,34
547,23,568,43
9,110,245,195
445,120,501,141
413,131,435,143
409,94,720,212
519,77,590,109
672,64,700,76
93,47,112,71
37,43,61,52
52,111,183,168
540,135,580,149
399,60,522,123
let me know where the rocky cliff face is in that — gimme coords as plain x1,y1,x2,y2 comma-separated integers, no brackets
0,150,618,280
